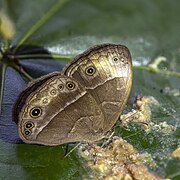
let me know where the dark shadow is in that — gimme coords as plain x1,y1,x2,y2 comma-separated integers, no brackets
0,45,67,143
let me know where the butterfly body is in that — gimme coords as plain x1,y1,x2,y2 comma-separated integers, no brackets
13,44,132,145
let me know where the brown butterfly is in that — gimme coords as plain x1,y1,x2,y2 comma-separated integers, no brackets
13,44,132,145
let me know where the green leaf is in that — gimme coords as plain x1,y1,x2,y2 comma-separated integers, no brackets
0,0,179,179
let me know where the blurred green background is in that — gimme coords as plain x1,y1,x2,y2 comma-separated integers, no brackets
0,0,179,179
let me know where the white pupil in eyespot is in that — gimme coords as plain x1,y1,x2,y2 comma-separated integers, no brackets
31,108,41,116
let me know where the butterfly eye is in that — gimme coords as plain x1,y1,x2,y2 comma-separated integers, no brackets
85,66,96,76
30,107,42,118
58,84,64,90
25,121,34,129
113,57,119,62
66,82,75,90
24,129,31,136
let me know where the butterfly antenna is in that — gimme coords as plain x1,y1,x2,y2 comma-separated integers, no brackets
63,143,81,159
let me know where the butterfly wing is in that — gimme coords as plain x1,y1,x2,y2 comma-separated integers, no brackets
63,44,132,132
15,74,104,145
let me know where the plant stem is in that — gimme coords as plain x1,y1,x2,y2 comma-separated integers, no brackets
14,53,73,61
14,0,70,52
134,65,180,77
12,63,33,81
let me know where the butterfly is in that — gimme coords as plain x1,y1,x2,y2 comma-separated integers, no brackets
13,44,132,145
